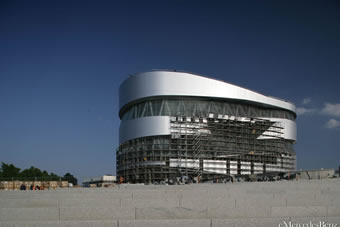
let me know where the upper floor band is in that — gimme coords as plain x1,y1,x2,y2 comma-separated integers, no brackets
119,71,296,118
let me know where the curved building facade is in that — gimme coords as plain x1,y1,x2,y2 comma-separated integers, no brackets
117,71,297,183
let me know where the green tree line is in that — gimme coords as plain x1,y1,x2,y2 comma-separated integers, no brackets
0,162,77,185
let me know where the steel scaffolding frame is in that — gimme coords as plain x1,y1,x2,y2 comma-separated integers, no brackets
117,115,296,183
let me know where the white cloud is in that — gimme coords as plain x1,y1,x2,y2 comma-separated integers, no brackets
321,103,340,117
296,107,316,115
302,98,311,105
325,119,340,129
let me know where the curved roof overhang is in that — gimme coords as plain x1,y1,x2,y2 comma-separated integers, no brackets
119,71,296,118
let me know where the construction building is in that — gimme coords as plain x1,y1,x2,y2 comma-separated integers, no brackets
296,169,335,180
117,70,297,183
83,175,116,187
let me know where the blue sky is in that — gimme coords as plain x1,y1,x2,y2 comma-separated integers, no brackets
1,1,339,181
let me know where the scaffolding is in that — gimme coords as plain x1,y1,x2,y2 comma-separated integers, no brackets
117,115,296,183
